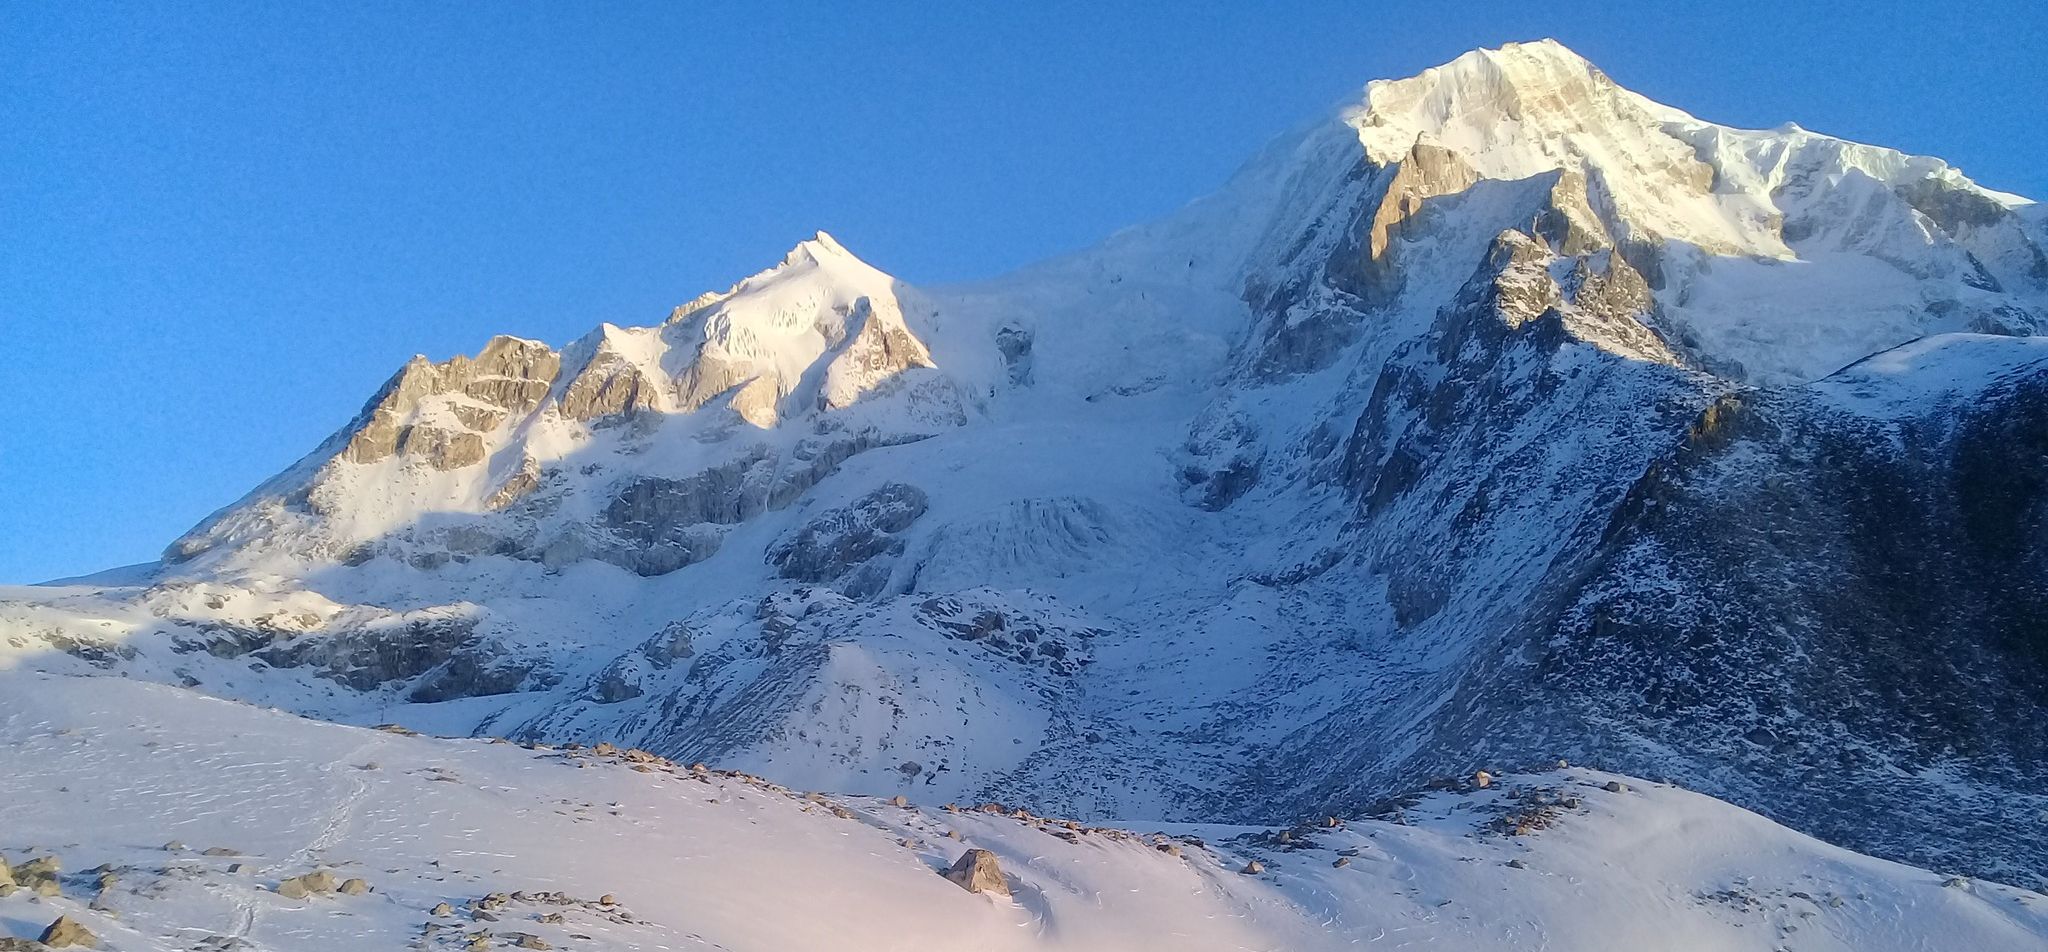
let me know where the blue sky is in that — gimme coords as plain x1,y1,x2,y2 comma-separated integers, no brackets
3,1,2043,583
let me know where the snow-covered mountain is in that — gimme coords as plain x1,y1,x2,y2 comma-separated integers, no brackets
7,38,2047,898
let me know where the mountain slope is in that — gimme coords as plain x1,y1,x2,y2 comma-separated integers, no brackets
4,39,2046,888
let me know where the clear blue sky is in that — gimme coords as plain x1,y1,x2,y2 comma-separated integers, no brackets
3,1,2043,583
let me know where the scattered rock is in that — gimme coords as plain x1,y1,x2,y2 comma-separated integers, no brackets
1603,781,1628,793
19,856,60,878
162,841,187,851
277,878,310,900
1506,858,1528,869
202,847,239,856
889,795,909,808
1332,857,1351,868
508,933,551,950
433,902,455,916
38,916,98,949
1242,859,1265,874
943,849,1010,896
1474,770,1493,788
339,878,370,895
598,894,617,906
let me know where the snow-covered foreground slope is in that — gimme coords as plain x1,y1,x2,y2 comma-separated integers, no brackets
3,673,2043,952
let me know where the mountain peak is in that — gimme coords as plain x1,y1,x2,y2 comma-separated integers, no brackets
1441,38,1593,79
779,229,856,268
1347,39,1636,170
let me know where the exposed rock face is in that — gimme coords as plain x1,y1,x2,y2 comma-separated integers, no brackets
342,336,562,467
558,347,662,423
942,849,1009,896
1502,338,2048,883
253,612,479,692
819,296,936,411
590,436,922,577
769,483,928,598
407,649,538,703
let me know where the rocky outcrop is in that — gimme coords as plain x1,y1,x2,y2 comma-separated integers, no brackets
591,436,926,577
585,623,695,704
768,483,928,598
342,336,561,467
407,649,539,703
942,849,1009,896
37,916,95,949
819,296,936,411
557,348,662,423
915,593,1097,676
1339,136,1481,306
1504,339,2048,884
254,612,479,691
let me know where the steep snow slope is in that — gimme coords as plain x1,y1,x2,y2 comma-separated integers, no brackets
3,673,2044,952
5,39,2047,890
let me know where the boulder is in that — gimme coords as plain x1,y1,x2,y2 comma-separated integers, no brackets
300,870,339,894
339,878,370,895
942,849,1009,896
38,916,97,949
